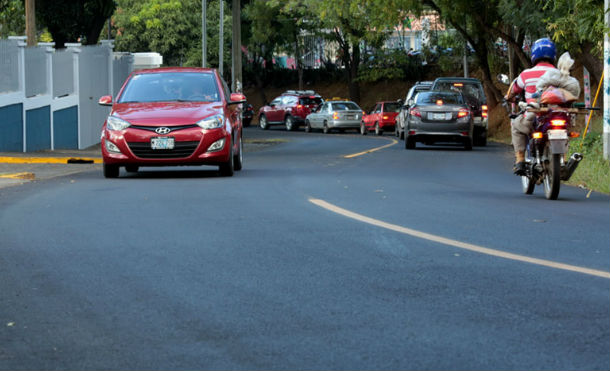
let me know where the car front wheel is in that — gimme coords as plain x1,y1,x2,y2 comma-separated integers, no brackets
259,115,269,130
103,163,119,178
285,115,295,131
219,142,234,176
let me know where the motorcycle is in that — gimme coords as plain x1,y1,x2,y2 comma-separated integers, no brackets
498,73,592,200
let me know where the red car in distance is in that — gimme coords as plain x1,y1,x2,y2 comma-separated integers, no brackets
360,101,401,135
257,90,323,131
98,67,246,178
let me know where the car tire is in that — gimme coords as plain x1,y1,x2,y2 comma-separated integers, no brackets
219,141,234,176
243,118,251,127
323,122,330,134
360,122,367,135
233,134,243,171
305,120,311,133
259,115,269,130
103,163,119,178
405,136,415,150
125,165,139,173
476,132,487,146
395,125,399,137
375,122,382,136
285,115,295,131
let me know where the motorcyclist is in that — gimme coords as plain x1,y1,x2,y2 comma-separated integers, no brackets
504,38,558,175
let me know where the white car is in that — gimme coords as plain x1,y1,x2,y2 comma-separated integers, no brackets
304,100,364,134
396,81,433,139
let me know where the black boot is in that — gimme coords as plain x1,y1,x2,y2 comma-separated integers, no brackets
513,161,526,176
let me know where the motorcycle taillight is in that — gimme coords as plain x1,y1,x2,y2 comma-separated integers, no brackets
550,119,567,127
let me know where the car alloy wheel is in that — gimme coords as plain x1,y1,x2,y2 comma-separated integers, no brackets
323,122,330,134
285,116,294,131
360,122,367,135
305,120,311,133
259,115,268,130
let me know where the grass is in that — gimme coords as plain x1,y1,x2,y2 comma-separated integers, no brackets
567,118,610,194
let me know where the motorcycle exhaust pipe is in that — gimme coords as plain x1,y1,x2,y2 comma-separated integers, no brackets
561,152,583,181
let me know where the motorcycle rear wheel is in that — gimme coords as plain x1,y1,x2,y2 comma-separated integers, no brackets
543,153,561,200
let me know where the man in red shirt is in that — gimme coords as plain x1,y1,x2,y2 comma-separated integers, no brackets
505,38,558,175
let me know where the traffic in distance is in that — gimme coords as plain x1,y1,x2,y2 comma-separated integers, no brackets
256,77,489,151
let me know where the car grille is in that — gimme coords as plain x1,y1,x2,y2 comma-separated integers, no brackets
127,141,200,158
130,124,199,133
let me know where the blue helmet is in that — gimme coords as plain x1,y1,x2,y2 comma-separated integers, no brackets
531,38,556,64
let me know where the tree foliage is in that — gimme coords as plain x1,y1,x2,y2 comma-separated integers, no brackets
35,0,116,48
113,0,231,71
0,0,25,38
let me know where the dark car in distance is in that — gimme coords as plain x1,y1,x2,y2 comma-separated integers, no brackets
404,91,474,151
257,90,324,131
430,77,488,146
242,103,254,127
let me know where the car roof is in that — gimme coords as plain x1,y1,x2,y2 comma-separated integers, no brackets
282,90,321,97
433,77,482,84
134,67,216,74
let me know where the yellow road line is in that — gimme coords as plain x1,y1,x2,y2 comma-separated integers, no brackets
0,172,35,180
0,157,102,164
309,198,610,279
344,138,398,158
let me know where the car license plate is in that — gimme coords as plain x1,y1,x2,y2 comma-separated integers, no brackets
346,115,355,119
547,130,567,140
151,137,175,150
429,113,447,120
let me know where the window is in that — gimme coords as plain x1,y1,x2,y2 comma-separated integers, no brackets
383,102,401,112
332,102,361,111
416,92,464,105
119,72,220,103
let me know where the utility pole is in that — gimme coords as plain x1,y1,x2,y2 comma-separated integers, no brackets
219,0,224,77
604,0,610,160
25,0,36,46
202,0,207,68
231,0,242,92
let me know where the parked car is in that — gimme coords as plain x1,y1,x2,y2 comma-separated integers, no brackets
242,102,254,127
98,67,246,178
430,77,488,146
304,100,364,133
258,90,324,131
361,101,401,135
403,91,474,150
396,81,433,139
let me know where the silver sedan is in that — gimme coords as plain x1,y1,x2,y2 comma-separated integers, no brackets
304,100,363,133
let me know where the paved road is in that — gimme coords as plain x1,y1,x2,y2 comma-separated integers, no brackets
1,127,608,370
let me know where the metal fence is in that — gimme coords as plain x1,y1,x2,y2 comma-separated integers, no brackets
53,49,75,98
0,39,20,94
0,38,137,151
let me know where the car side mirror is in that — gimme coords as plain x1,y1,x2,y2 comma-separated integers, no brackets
98,95,113,106
229,92,246,105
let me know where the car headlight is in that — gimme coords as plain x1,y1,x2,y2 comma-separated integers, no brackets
106,116,131,131
196,115,224,129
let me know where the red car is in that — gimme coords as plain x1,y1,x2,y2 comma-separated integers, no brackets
258,90,323,131
360,101,401,135
98,67,246,178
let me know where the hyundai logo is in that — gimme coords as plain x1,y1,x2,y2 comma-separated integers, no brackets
155,127,171,134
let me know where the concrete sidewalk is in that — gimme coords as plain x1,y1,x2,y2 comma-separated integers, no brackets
0,144,102,189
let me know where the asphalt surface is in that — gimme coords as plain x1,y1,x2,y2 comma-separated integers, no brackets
1,126,609,370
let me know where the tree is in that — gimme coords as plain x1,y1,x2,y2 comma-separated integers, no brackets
0,0,25,38
541,0,604,84
277,0,418,103
113,0,232,71
35,0,116,48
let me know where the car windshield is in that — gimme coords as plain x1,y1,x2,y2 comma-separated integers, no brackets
118,72,220,103
416,92,464,105
300,97,323,105
384,103,401,112
434,81,483,102
331,102,360,111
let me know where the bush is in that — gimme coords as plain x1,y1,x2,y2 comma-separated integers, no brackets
568,132,610,194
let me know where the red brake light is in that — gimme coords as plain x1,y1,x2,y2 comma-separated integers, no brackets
550,119,566,127
296,104,303,109
533,132,543,139
333,112,339,120
410,108,421,117
482,105,488,111
383,115,389,120
453,83,464,87
436,100,443,106
457,109,469,118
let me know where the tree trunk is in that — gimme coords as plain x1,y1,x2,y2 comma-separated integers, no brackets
474,41,503,107
348,40,361,103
